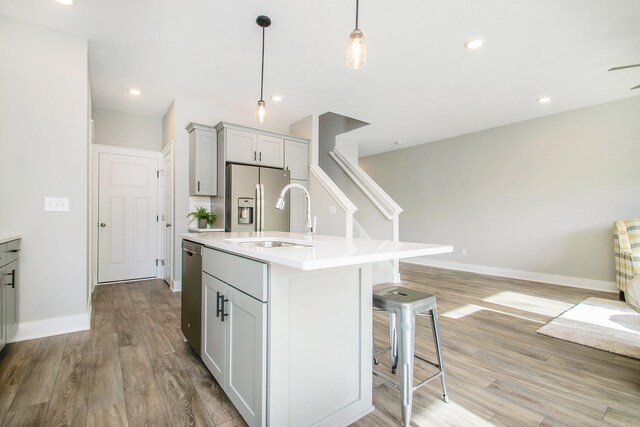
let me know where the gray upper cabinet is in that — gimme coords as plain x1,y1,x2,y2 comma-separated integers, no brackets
284,140,309,180
187,123,217,196
224,127,284,168
217,123,310,171
225,128,258,165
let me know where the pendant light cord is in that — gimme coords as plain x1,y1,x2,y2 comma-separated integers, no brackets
355,0,359,29
260,26,265,102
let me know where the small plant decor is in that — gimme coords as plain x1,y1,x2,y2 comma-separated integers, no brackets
188,207,216,229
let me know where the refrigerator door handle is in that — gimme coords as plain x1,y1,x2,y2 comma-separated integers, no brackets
261,184,265,231
255,184,261,231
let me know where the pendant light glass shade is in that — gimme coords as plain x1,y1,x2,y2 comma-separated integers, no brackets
347,29,366,69
256,99,267,124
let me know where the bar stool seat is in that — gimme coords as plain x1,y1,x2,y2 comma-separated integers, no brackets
372,286,448,426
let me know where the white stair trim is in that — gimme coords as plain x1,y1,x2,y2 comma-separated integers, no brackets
329,147,403,219
309,165,357,214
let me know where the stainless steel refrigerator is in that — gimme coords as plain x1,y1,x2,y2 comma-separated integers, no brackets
226,164,290,232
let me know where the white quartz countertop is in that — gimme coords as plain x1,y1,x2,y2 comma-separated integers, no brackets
180,231,452,271
0,234,21,245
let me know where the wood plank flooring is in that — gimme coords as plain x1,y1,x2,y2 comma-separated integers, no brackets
0,266,638,426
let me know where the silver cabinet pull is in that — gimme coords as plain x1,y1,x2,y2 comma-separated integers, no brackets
259,152,262,162
8,249,20,253
253,151,257,161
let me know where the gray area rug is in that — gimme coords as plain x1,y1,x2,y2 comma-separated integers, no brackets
537,297,640,359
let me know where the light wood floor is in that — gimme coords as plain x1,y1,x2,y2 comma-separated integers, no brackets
0,265,638,426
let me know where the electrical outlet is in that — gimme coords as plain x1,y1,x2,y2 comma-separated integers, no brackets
44,197,70,212
461,248,467,256
329,205,337,215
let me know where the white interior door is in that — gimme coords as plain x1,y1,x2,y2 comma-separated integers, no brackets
98,152,158,283
162,146,173,285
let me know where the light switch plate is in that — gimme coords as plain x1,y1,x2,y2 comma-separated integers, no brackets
44,197,70,212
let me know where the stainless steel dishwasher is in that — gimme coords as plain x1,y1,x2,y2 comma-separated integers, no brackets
181,240,202,356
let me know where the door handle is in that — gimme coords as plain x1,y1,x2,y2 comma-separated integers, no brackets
100,223,107,228
166,223,172,227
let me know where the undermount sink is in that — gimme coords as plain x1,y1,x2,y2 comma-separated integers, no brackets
225,238,315,248
253,241,298,248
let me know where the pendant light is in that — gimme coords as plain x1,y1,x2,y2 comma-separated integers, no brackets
256,15,271,124
347,0,366,69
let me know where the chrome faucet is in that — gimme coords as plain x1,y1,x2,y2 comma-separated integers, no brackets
275,183,316,238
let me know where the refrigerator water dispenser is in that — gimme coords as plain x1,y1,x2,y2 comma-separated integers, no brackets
238,198,254,224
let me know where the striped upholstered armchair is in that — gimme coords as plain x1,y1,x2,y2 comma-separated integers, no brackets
614,219,640,300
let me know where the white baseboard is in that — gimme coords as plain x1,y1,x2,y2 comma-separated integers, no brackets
171,279,182,292
402,257,617,293
9,312,91,343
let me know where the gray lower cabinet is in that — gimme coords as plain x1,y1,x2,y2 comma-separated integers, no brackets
0,239,19,351
201,248,267,427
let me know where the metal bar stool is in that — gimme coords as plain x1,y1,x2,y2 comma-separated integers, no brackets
372,286,448,426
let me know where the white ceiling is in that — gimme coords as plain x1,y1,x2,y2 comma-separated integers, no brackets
1,0,639,156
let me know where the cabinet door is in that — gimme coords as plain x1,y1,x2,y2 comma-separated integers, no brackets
257,135,284,168
0,266,5,350
190,129,217,196
284,140,309,180
289,179,309,233
226,129,258,165
225,287,266,427
3,261,17,337
201,273,227,384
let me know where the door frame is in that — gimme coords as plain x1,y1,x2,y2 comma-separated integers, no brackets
91,144,162,288
161,141,175,290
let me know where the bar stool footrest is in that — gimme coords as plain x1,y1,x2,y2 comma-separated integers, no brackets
372,354,444,393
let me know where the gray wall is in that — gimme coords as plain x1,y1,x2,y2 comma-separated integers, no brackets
0,16,89,325
94,107,162,152
360,96,640,283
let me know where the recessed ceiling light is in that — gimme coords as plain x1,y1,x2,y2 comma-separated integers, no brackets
56,0,74,5
537,97,551,103
464,39,484,50
271,95,282,102
128,88,142,96
394,141,403,145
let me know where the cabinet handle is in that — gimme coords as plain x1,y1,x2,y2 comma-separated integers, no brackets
197,181,200,192
220,295,229,322
4,270,15,288
216,291,222,318
253,151,257,161
259,152,262,162
8,249,20,253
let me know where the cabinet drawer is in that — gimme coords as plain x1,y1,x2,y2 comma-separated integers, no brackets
203,248,268,302
5,240,19,266
0,243,5,268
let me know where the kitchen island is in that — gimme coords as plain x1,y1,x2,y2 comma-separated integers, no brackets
180,231,452,427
